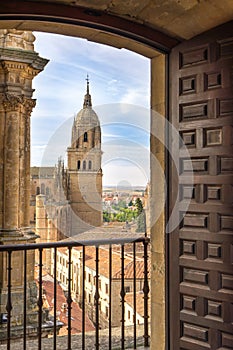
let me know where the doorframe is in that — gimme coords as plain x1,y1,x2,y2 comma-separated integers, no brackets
0,4,174,349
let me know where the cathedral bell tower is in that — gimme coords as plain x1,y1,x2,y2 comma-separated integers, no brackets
66,77,102,235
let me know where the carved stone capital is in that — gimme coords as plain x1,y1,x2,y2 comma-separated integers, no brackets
0,94,36,114
1,93,23,112
22,97,36,114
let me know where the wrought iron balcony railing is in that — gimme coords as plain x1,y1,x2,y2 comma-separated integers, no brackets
0,235,150,350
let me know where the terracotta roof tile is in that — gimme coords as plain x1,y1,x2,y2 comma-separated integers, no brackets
125,291,151,318
39,274,94,335
57,244,148,280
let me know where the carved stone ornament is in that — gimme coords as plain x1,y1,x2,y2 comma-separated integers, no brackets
0,29,35,51
22,97,36,114
1,93,23,112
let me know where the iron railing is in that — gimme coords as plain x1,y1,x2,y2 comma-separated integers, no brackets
0,235,150,350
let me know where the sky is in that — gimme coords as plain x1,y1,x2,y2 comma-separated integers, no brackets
31,31,150,187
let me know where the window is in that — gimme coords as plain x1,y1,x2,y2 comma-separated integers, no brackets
84,132,88,142
98,280,101,290
46,187,50,196
77,160,81,170
88,160,92,170
88,273,91,283
41,183,45,195
106,306,109,318
83,161,86,170
128,310,131,320
105,283,109,294
36,186,40,195
88,293,91,303
125,286,131,293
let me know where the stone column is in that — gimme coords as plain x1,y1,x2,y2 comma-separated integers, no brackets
21,98,36,228
0,29,48,339
2,95,20,230
150,53,166,350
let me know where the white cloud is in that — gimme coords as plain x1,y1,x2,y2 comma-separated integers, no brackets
31,32,150,185
103,161,148,187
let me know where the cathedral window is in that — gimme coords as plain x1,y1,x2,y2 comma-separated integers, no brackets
77,160,81,170
83,160,86,170
46,187,50,196
88,160,92,170
84,132,88,142
41,183,45,195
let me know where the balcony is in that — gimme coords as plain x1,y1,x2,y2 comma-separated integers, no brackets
0,235,150,349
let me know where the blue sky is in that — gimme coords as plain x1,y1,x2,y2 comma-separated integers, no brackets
32,32,150,187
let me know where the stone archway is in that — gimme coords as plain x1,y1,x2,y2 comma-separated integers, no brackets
0,6,169,349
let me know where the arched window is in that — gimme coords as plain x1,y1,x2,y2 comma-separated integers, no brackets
83,160,86,170
41,183,45,195
36,186,40,195
88,160,92,170
77,160,81,170
84,132,88,142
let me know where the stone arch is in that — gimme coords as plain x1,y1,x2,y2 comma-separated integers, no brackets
0,5,168,349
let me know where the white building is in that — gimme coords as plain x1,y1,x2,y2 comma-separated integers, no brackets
52,244,147,328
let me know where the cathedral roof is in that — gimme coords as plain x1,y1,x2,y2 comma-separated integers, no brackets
73,77,100,128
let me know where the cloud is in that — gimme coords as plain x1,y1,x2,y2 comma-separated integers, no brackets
31,32,150,186
103,161,148,187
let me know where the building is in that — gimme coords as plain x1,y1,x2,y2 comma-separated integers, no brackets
34,80,103,267
53,242,147,329
30,166,55,223
65,77,103,235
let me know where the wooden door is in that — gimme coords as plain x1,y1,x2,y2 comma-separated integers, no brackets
169,21,233,350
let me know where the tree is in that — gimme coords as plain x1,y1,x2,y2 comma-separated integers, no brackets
103,211,110,222
135,197,143,215
128,199,133,207
136,209,146,232
135,198,145,232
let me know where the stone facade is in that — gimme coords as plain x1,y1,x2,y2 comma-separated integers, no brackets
34,80,103,249
0,30,49,339
54,243,146,329
66,78,103,236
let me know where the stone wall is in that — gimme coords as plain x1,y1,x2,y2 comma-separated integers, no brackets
0,324,150,349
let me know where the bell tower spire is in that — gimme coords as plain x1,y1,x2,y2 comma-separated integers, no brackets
67,77,102,235
83,74,92,108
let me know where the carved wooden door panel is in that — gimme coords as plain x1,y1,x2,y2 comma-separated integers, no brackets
169,22,233,350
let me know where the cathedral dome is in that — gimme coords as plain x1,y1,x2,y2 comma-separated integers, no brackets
71,77,101,146
73,77,100,129
75,106,100,127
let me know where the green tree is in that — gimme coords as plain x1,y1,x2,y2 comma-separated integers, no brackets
136,209,146,232
128,199,133,207
135,198,145,232
103,211,110,222
118,199,127,209
135,197,143,215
